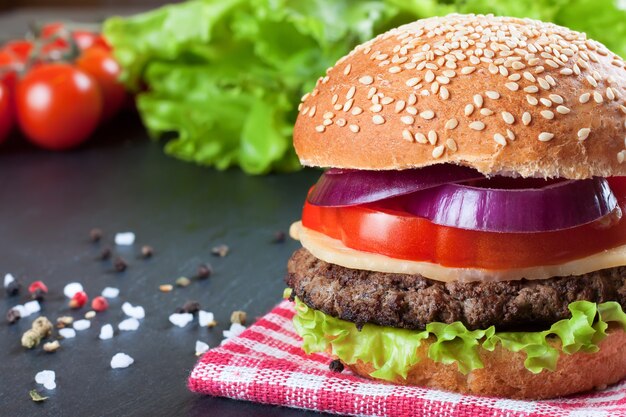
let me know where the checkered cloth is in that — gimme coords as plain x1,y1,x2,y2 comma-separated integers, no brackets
189,300,626,416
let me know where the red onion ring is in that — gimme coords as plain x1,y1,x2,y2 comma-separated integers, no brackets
389,178,619,233
307,165,484,207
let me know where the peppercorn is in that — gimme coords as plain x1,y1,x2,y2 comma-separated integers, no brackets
89,228,103,242
182,301,200,314
69,291,88,309
211,244,229,257
329,360,344,373
5,280,20,297
31,289,46,302
91,296,109,312
21,316,53,349
196,263,213,280
99,247,112,260
272,231,286,243
140,245,154,258
114,257,127,272
175,277,191,287
43,340,60,353
6,308,21,324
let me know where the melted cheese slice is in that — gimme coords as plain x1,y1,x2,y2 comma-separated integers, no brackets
290,221,626,283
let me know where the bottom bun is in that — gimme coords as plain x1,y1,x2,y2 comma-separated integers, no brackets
347,327,626,400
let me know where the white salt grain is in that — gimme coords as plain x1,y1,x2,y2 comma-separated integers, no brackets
111,353,134,369
169,313,194,328
59,328,76,339
122,302,145,319
118,318,140,331
101,287,120,298
4,273,15,288
99,324,114,340
35,370,56,390
63,282,83,299
23,300,41,316
73,320,91,331
195,341,209,356
115,232,135,246
223,323,246,340
198,311,214,327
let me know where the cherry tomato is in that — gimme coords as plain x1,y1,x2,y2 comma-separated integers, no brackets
76,47,126,120
301,178,626,270
0,81,14,143
41,23,109,52
16,63,102,150
2,40,33,63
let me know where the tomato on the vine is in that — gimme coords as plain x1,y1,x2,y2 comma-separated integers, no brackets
76,47,126,120
0,82,14,143
16,63,102,150
41,23,110,52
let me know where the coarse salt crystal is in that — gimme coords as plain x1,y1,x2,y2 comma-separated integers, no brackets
122,302,145,319
4,273,15,288
198,311,214,327
169,313,193,328
99,324,114,340
35,370,56,390
111,353,134,369
101,287,119,298
115,232,135,246
73,319,91,331
195,341,209,356
63,282,83,299
118,318,140,331
222,323,246,342
23,300,41,315
59,328,76,339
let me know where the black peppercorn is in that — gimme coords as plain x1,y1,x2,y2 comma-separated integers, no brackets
211,244,229,257
272,231,286,243
140,245,154,259
182,300,200,314
196,263,213,280
329,360,344,373
99,247,112,261
5,280,20,297
6,308,21,324
89,228,103,242
31,288,45,302
114,257,127,272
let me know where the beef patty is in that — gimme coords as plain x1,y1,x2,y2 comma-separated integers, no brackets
286,248,626,331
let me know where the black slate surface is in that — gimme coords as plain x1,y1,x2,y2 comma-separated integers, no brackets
0,114,334,416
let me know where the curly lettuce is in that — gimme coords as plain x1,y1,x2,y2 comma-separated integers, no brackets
291,295,626,381
103,0,626,174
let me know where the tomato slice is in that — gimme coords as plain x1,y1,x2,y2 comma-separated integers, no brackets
302,177,626,270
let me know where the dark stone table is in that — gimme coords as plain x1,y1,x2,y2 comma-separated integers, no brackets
0,9,333,415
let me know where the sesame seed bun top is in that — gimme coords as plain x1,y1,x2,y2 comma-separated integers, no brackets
293,14,626,179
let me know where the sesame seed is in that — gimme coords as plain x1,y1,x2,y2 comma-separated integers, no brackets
440,87,450,100
406,77,420,87
446,138,458,151
402,129,414,142
512,61,525,70
351,107,363,115
480,108,494,116
577,128,591,141
607,88,616,101
308,106,316,117
406,106,417,115
620,105,626,115
401,115,415,125
414,132,428,144
524,85,539,93
556,105,570,114
428,130,438,145
506,129,516,140
343,64,351,75
501,112,515,124
464,104,475,116
323,119,332,126
436,76,450,84
469,121,486,131
540,98,552,107
315,125,325,133
349,124,360,133
593,92,603,103
343,99,354,112
331,94,338,105
367,87,377,99
370,104,383,113
445,118,459,130
485,91,500,100
336,118,347,127
494,133,507,146
420,110,435,120
527,95,539,106
359,75,374,85
618,151,626,164
432,145,445,159
522,112,532,125
408,94,417,105
473,94,483,108
560,68,573,75
461,66,476,74
585,75,598,87
540,110,554,119
388,66,401,74
425,70,435,83
508,73,521,81
488,63,498,74
579,93,591,103
504,82,519,91
537,78,550,90
346,86,356,100
372,115,385,125
538,132,554,142
323,112,334,119
395,100,406,113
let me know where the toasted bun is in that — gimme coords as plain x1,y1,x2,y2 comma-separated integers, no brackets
294,14,626,179
346,326,626,399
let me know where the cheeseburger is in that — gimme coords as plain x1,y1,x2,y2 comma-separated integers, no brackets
284,14,626,399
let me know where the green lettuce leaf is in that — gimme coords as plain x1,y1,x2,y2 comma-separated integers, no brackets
104,0,625,174
292,296,626,381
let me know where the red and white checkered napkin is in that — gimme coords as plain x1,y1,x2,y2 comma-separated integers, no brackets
189,300,626,417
